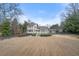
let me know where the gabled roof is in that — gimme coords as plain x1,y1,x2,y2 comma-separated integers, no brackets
27,21,38,26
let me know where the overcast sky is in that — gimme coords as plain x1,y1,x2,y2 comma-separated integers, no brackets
18,3,68,25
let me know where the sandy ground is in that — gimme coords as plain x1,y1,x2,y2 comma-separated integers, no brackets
0,34,79,56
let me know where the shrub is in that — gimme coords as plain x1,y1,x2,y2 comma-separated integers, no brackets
26,33,36,36
40,33,51,37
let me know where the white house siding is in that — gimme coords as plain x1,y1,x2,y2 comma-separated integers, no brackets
39,29,49,34
26,21,50,35
50,29,57,34
27,24,39,34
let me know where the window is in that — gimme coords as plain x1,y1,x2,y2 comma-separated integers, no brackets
28,30,33,32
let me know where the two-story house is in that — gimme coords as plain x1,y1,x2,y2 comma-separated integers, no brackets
26,21,50,35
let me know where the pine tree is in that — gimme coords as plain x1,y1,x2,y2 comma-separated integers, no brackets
62,3,79,34
1,19,11,37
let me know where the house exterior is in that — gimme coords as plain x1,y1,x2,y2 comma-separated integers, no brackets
26,20,63,35
50,24,63,34
50,28,63,34
38,26,50,34
26,21,50,35
50,29,57,34
26,21,39,34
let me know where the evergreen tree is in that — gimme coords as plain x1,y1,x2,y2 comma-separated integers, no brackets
1,19,11,37
62,3,79,34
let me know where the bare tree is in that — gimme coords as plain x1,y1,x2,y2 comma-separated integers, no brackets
11,18,21,36
0,3,22,22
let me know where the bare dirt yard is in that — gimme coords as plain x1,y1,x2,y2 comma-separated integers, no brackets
0,34,79,56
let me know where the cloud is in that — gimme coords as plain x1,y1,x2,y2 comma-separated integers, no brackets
29,16,61,26
29,17,45,25
18,9,64,25
48,4,68,25
18,4,68,25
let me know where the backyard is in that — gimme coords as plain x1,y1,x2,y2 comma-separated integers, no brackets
0,34,79,56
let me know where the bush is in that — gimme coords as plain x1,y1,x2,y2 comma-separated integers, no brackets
26,33,36,36
31,33,36,36
40,33,51,37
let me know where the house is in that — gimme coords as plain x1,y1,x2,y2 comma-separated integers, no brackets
38,26,50,34
26,21,39,34
26,20,63,36
50,29,57,34
50,25,63,34
26,20,50,35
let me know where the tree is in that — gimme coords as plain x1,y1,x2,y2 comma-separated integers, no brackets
0,3,22,22
0,3,22,36
19,21,27,34
11,18,21,36
23,21,27,33
1,19,11,37
61,3,79,34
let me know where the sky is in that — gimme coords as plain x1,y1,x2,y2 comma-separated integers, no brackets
18,3,68,25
